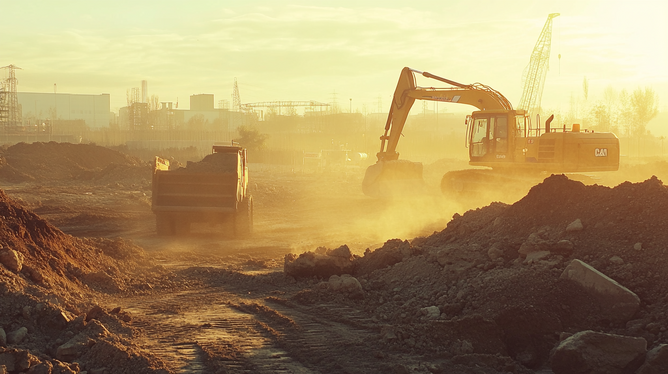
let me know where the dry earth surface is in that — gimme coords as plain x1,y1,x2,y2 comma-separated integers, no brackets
1,141,668,373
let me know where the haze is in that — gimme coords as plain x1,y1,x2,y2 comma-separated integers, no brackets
3,1,667,127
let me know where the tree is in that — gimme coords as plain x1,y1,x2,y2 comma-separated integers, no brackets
236,125,268,151
630,87,659,136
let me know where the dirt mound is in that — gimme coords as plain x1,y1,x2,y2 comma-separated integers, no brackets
0,188,169,373
293,174,668,371
0,142,145,183
172,152,238,173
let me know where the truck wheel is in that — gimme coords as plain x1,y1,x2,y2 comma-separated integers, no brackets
156,214,173,236
235,196,253,237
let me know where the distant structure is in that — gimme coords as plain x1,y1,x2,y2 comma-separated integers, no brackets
190,94,214,111
232,78,242,112
241,101,329,120
141,80,148,103
0,65,22,133
518,13,560,122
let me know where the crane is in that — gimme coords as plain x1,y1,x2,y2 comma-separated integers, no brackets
518,13,559,127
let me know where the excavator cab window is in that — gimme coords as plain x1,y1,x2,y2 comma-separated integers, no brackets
494,116,508,153
470,118,488,157
515,115,526,137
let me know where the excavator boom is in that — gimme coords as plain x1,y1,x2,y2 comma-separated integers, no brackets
377,67,512,162
363,67,514,198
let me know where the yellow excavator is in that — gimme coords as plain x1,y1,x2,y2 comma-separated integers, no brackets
362,67,619,198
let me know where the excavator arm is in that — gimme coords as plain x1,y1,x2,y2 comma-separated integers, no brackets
377,67,513,162
363,67,513,197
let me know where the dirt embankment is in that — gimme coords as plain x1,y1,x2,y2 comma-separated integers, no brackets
0,187,172,373
288,174,668,372
0,142,150,186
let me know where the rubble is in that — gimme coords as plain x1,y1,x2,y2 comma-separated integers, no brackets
284,245,355,279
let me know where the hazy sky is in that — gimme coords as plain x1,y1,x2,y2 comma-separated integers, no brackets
2,0,667,117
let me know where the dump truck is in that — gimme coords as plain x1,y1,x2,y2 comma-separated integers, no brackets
151,144,253,236
362,67,619,198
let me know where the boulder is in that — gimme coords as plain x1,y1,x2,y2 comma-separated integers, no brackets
565,219,584,232
551,330,646,374
420,306,441,319
328,274,364,299
637,344,668,374
0,349,38,372
26,361,53,374
560,259,640,322
524,250,550,264
284,245,354,279
487,244,504,261
552,239,574,255
6,327,27,345
518,233,548,255
0,249,23,273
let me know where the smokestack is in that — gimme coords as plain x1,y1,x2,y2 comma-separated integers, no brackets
141,80,148,103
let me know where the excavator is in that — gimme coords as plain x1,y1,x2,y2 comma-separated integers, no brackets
362,67,620,198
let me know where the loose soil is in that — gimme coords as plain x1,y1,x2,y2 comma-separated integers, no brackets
1,141,668,373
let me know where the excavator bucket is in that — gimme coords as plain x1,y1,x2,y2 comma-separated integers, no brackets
362,160,424,198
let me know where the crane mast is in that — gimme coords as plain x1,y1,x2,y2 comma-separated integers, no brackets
518,13,559,122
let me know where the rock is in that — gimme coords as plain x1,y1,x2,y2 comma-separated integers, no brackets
21,265,43,283
637,344,668,374
436,248,453,266
0,349,38,372
610,256,624,265
560,259,640,322
82,271,121,292
550,330,647,374
420,306,441,319
566,219,584,232
6,327,28,344
0,249,23,273
27,361,53,374
0,328,5,347
552,239,574,255
487,244,504,261
524,250,550,264
56,338,88,361
0,352,13,372
284,248,354,279
634,242,643,251
86,305,105,322
328,274,364,299
518,233,548,255
13,350,37,371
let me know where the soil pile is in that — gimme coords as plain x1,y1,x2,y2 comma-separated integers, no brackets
0,188,170,373
294,174,668,372
173,152,238,173
0,142,149,184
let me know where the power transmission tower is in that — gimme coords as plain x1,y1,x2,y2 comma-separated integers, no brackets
232,78,241,112
518,13,560,121
0,65,22,133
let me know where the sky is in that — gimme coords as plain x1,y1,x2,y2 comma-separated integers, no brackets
2,0,667,119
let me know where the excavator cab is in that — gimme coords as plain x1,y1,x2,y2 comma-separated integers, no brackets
467,110,528,166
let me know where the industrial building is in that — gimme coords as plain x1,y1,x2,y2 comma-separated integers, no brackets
18,92,110,129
